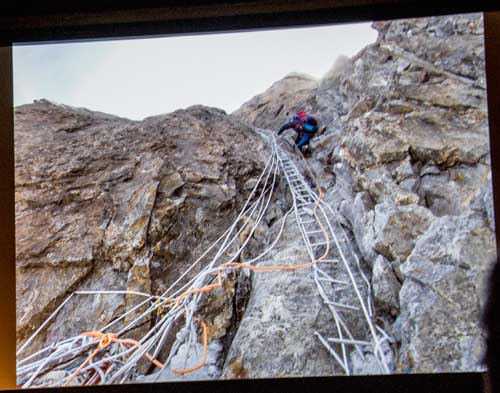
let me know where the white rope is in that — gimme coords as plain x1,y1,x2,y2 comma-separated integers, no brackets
18,128,394,386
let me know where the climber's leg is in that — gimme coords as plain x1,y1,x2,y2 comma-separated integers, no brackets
297,134,312,149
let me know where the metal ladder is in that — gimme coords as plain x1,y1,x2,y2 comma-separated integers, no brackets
275,139,392,375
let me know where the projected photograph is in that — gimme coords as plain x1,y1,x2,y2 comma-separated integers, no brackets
14,12,495,387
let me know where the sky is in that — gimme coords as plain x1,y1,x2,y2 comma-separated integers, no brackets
13,23,377,121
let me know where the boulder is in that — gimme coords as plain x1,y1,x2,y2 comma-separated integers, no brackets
373,202,435,262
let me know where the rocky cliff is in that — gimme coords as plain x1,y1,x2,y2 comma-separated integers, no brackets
15,101,268,356
234,13,495,373
15,12,496,385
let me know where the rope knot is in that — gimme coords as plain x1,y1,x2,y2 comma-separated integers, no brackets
81,332,118,350
98,333,117,349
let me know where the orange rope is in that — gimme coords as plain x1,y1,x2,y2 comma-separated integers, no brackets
171,320,208,375
66,153,329,381
116,337,165,369
64,331,164,386
176,187,329,308
171,181,329,375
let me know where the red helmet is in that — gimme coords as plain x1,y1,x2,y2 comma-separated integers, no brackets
296,111,308,121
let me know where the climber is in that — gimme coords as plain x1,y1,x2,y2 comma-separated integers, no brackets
277,110,319,154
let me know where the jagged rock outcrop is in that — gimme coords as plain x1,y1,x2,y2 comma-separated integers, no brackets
16,12,495,381
15,100,268,354
234,13,495,373
395,212,494,372
232,73,319,131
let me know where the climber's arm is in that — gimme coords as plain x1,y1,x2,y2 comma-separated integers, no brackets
277,121,296,135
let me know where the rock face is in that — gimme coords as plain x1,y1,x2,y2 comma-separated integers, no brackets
232,73,319,131
221,213,338,379
234,13,495,373
396,212,494,372
16,12,496,382
15,100,268,354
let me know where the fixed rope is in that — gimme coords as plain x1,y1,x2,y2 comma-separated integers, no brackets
17,141,289,386
64,331,165,386
17,128,392,386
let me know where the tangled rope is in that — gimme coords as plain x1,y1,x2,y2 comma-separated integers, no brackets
17,128,392,386
64,331,165,386
170,162,330,374
171,320,208,375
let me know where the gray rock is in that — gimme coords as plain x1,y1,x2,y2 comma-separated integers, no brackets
373,14,485,85
420,162,441,177
350,340,395,375
470,173,496,231
373,202,434,262
221,214,338,378
396,213,496,372
232,73,318,131
484,182,495,231
372,255,401,315
393,157,414,182
230,12,493,377
349,192,378,266
357,164,421,206
148,335,224,382
418,163,491,216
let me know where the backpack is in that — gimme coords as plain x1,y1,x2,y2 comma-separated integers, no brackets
296,111,317,126
295,111,318,133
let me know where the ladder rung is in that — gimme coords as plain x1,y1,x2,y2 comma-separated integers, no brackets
318,277,349,285
327,338,371,346
301,219,315,224
325,301,360,311
315,333,349,374
310,241,328,247
316,266,346,282
305,229,323,234
320,259,339,263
